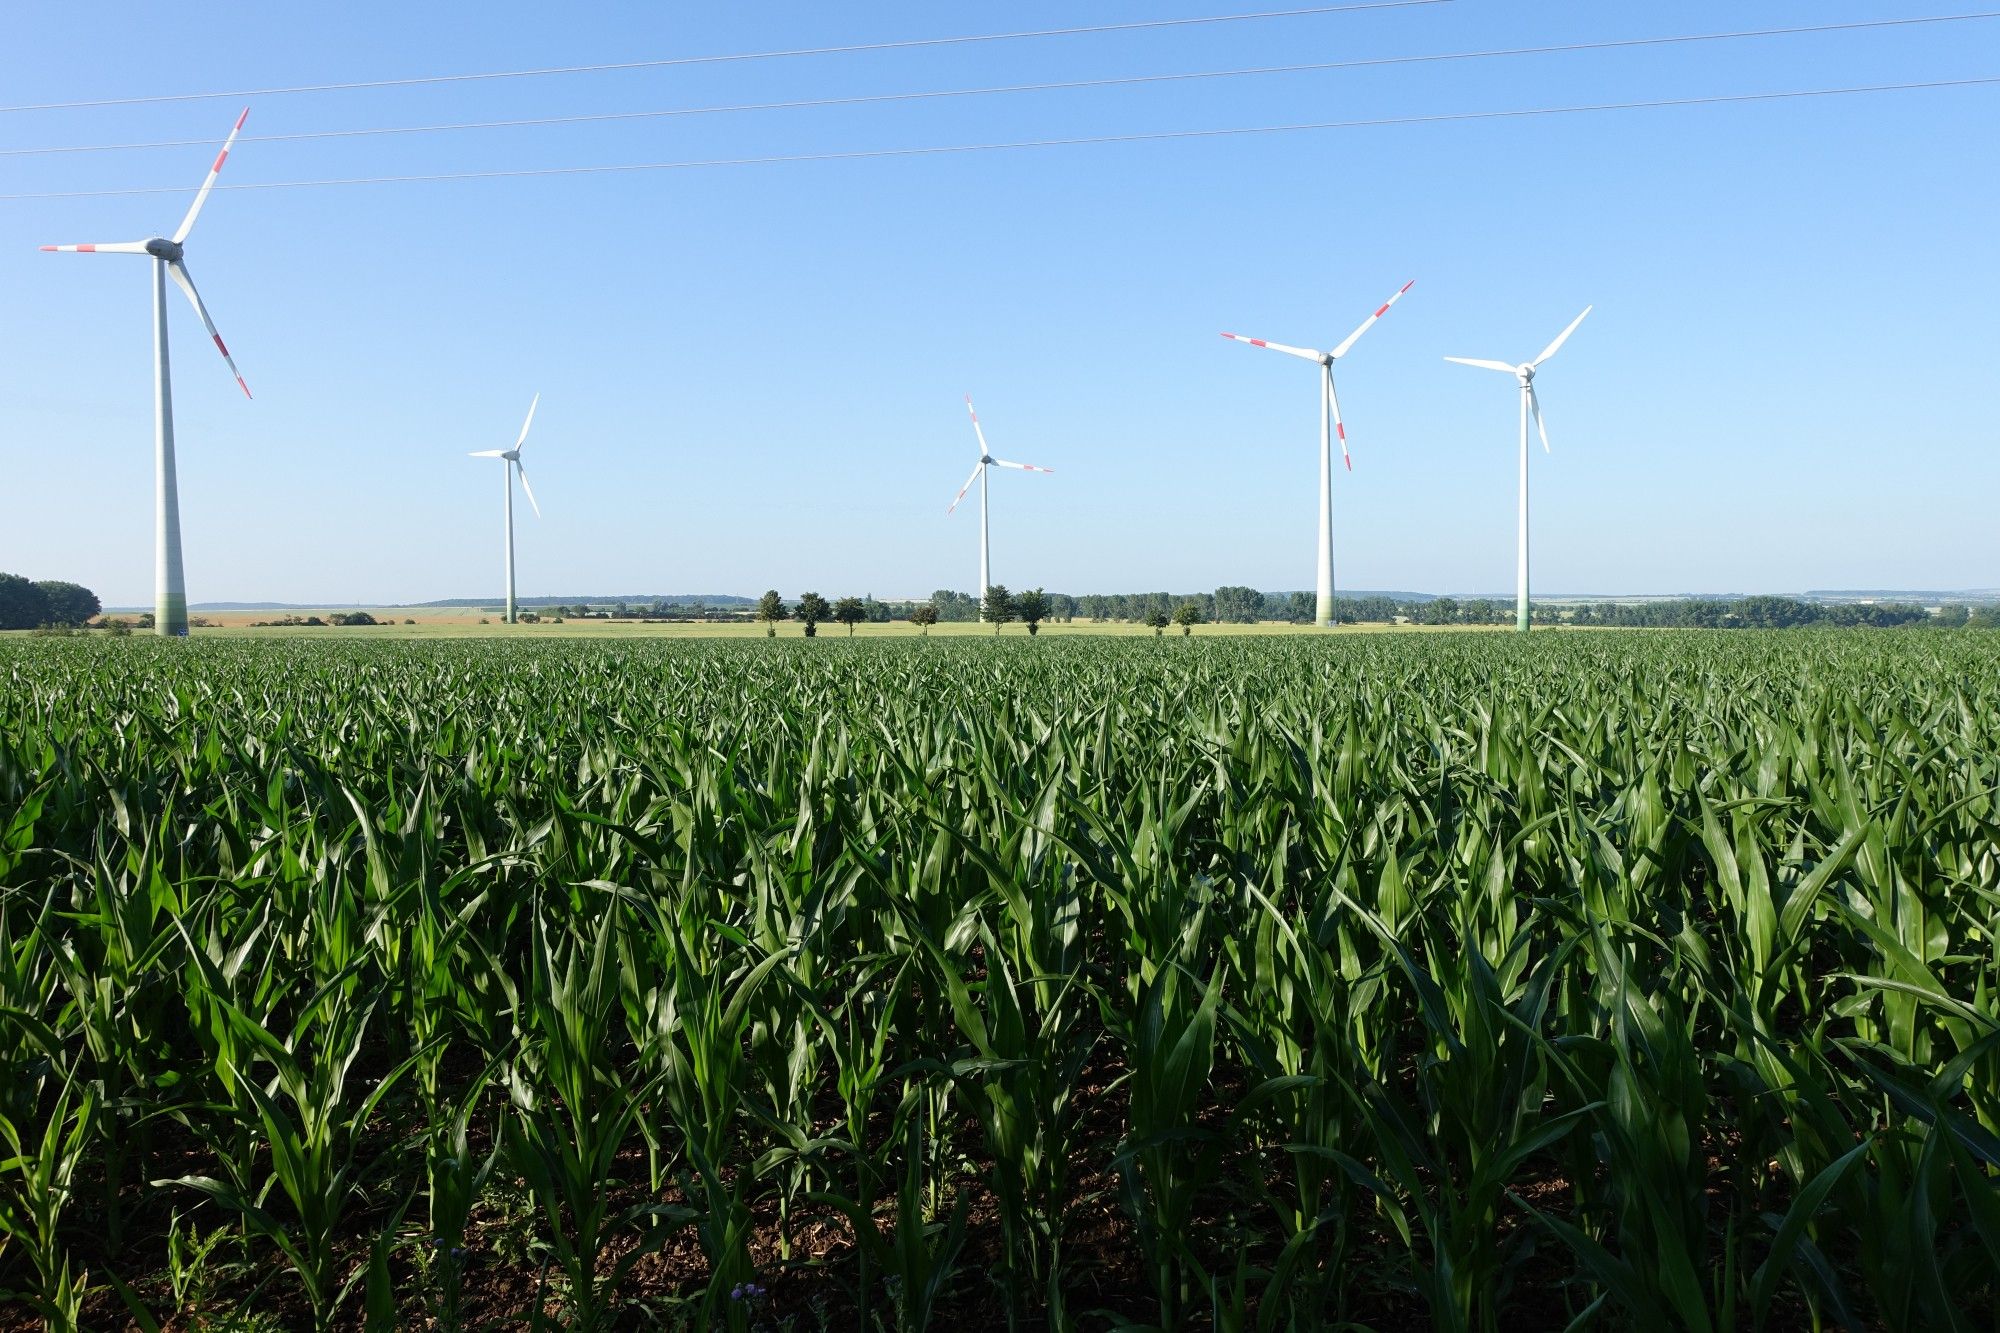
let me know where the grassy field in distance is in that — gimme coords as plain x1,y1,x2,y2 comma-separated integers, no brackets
173,606,1505,639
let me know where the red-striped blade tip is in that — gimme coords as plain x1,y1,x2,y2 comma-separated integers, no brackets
234,107,250,130
1399,279,1415,293
237,377,253,400
1344,455,1353,471
38,245,56,251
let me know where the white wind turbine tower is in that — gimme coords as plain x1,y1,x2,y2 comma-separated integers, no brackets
1445,306,1592,633
1222,280,1413,629
40,110,255,638
468,395,543,625
946,395,1053,619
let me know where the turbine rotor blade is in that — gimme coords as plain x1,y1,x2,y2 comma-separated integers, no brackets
166,260,250,398
40,241,149,254
990,459,1053,473
1329,279,1415,360
1530,385,1551,452
1533,305,1593,367
1327,373,1351,471
173,107,250,244
1444,356,1519,373
947,459,984,514
515,460,541,517
964,395,993,457
469,449,507,457
1220,331,1323,362
515,393,540,450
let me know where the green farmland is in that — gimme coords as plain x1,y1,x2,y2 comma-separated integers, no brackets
2,633,1997,1330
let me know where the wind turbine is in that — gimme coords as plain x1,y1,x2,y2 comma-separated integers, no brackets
1445,306,1592,633
1221,280,1413,629
946,395,1052,620
468,395,542,624
40,109,254,638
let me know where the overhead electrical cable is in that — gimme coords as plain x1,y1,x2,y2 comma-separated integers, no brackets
0,0,1449,115
1,76,1991,203
3,12,1991,160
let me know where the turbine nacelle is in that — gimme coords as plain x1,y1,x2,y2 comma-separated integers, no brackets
144,238,184,261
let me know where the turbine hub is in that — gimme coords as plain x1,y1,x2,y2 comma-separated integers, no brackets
143,237,183,261
979,455,994,465
1518,364,1535,381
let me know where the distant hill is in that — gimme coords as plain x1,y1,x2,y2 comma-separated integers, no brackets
1804,589,2000,604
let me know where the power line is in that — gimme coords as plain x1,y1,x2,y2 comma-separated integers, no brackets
5,12,1991,160
5,76,1989,204
0,1,1448,116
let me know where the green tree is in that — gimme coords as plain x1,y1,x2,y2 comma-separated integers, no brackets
1935,603,1971,627
1013,588,1050,637
909,603,940,635
34,580,100,626
0,574,52,630
930,589,979,622
983,585,1016,634
1212,585,1262,624
833,596,867,636
796,592,830,638
1172,601,1204,637
756,590,787,637
1146,609,1170,637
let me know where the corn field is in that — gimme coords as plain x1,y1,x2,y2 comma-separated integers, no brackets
2,632,1997,1332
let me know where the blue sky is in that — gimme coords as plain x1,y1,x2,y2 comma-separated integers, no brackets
2,1,1995,605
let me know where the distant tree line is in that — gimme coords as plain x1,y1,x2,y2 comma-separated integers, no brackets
735,585,1999,637
915,588,1997,630
0,574,100,630
1566,596,1968,629
929,587,1495,626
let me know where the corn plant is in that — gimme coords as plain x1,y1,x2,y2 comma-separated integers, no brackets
0,631,1997,1328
